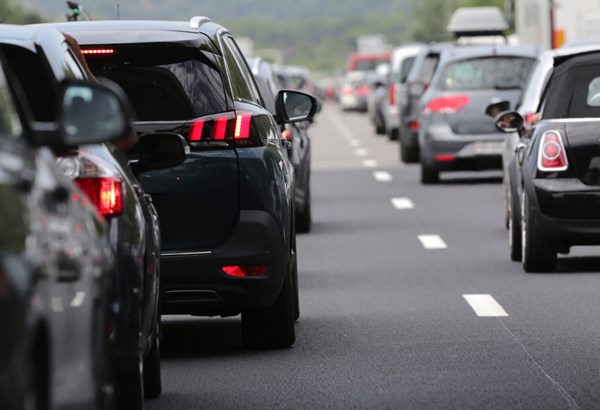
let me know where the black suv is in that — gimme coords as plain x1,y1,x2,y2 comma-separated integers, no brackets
57,17,317,348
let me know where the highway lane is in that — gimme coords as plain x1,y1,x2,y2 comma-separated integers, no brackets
150,102,600,409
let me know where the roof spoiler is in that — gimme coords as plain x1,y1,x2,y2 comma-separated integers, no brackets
189,16,211,29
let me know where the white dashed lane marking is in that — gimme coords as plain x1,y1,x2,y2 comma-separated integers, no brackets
463,294,509,317
363,159,378,168
374,171,392,182
355,148,368,156
418,234,447,249
391,197,414,209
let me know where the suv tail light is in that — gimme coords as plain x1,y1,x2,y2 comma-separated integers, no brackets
425,95,470,114
356,85,371,96
538,130,568,172
57,154,125,218
222,265,267,277
75,178,124,217
389,83,396,106
185,111,261,148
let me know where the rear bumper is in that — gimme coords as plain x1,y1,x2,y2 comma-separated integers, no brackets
529,178,600,244
420,121,504,171
160,210,288,316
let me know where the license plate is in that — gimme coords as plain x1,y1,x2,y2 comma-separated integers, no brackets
473,141,503,155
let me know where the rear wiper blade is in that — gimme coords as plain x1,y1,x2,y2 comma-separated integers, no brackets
494,83,521,90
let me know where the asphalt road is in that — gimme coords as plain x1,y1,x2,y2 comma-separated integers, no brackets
150,103,600,409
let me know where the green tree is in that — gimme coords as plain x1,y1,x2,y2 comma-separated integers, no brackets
0,0,45,23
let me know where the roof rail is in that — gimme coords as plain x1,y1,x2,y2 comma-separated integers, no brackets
189,16,211,29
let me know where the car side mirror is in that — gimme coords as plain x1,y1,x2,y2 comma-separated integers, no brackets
275,90,318,124
60,79,133,145
494,111,524,133
131,132,189,176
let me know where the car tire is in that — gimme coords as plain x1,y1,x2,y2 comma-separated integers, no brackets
291,245,300,322
242,263,296,349
115,352,144,410
521,191,556,272
503,177,509,230
295,185,312,234
420,162,439,184
143,319,161,399
387,127,399,141
508,187,521,262
24,336,48,410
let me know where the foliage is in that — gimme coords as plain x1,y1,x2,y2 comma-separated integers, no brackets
0,0,44,23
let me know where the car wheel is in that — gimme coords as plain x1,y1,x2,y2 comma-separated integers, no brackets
508,187,521,262
296,185,311,233
291,244,300,322
503,177,509,230
115,351,144,410
242,263,296,349
24,337,48,410
143,319,161,399
387,127,399,141
521,191,556,272
420,162,439,184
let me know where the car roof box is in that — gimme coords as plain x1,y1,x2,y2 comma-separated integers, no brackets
447,7,508,38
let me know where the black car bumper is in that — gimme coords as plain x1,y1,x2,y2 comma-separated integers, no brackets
529,178,600,244
160,210,288,316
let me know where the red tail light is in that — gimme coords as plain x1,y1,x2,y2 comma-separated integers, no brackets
186,111,258,147
222,265,267,277
389,83,396,106
434,154,456,162
75,177,124,217
409,120,419,131
357,85,371,96
425,95,470,114
538,130,568,172
282,129,293,141
341,85,353,95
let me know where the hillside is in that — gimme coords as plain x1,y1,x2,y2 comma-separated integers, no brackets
20,0,412,22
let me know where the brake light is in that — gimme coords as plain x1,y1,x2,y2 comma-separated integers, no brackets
81,48,114,55
282,129,293,141
341,85,353,95
75,177,124,217
425,95,470,114
186,112,258,146
434,154,456,162
389,83,396,106
357,85,371,96
409,120,419,131
222,265,267,277
538,130,568,172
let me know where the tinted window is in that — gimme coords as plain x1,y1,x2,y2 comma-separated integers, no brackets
587,77,600,106
221,36,260,103
543,64,600,118
440,57,534,90
0,64,23,138
85,46,228,121
399,57,415,83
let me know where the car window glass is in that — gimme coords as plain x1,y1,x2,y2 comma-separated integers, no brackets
587,77,600,106
0,64,23,138
1,45,57,122
86,46,228,121
400,57,415,83
440,57,534,90
221,36,260,103
63,49,85,79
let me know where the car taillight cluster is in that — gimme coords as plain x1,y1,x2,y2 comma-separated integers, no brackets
425,95,470,114
356,85,371,96
389,83,396,106
57,154,125,218
538,130,568,172
75,178,124,217
185,112,259,147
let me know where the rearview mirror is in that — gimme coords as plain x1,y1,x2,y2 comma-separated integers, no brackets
485,99,511,118
494,111,524,133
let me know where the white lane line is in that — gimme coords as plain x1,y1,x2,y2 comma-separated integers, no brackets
374,171,393,182
354,148,368,156
391,197,414,209
349,140,361,147
70,291,86,307
363,159,378,168
418,234,447,249
463,294,509,317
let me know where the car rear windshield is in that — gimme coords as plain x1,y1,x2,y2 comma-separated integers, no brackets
543,64,600,118
85,45,229,121
439,56,534,90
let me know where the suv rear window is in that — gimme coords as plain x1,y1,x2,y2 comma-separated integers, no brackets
440,57,534,90
85,46,229,121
